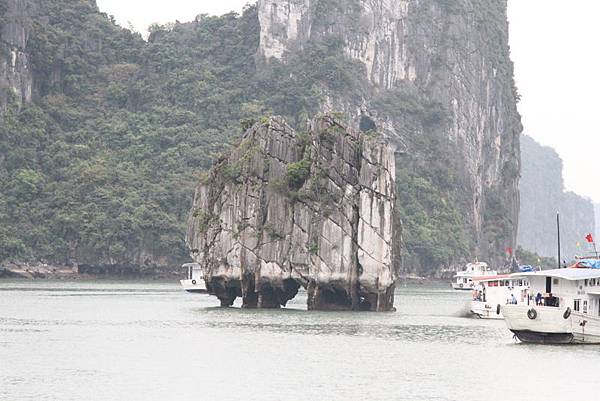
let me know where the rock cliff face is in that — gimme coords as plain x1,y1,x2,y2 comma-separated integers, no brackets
0,0,34,118
518,136,595,260
258,0,416,88
187,115,398,311
257,0,522,270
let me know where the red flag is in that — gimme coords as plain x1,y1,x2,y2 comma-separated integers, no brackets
586,234,594,243
506,247,513,255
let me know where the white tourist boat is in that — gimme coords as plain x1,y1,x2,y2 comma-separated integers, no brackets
470,274,530,319
502,265,600,344
451,262,497,290
180,263,207,293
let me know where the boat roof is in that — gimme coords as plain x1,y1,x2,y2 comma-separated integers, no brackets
511,268,600,281
466,261,488,267
474,274,512,282
182,262,200,268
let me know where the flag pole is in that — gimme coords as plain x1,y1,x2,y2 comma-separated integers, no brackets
586,233,598,258
557,212,561,269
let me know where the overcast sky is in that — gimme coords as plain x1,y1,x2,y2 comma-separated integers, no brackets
96,0,600,203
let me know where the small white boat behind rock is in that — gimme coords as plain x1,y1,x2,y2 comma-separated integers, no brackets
180,263,207,294
451,262,497,290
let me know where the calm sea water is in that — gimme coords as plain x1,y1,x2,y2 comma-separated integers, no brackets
1,280,599,401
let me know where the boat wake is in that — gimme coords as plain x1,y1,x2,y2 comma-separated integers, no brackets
455,301,474,318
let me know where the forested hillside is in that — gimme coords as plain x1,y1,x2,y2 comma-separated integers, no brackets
0,1,369,270
1,2,259,268
1,0,522,274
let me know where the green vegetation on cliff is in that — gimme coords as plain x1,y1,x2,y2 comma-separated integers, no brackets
515,246,556,270
0,0,520,274
1,3,261,266
0,1,368,268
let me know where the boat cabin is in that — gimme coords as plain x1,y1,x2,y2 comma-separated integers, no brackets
473,275,530,304
502,268,600,344
180,263,207,293
183,262,204,281
512,268,600,316
469,274,530,319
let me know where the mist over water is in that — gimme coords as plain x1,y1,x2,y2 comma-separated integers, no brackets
1,281,597,401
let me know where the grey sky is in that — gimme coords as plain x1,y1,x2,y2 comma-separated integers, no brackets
97,0,600,203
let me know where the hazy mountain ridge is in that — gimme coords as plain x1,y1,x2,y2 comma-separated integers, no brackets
518,135,595,260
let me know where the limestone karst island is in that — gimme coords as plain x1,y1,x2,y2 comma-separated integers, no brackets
187,115,398,311
2,0,600,400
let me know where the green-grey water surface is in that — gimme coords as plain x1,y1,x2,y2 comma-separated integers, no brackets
1,280,597,400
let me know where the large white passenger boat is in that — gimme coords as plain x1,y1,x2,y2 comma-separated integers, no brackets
180,263,207,294
502,266,600,344
470,274,530,319
451,262,497,290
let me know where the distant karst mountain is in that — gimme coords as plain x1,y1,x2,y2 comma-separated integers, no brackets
518,135,595,261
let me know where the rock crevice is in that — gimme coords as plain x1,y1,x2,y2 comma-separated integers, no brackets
0,0,35,119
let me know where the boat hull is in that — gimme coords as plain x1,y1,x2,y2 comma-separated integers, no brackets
510,330,574,344
503,305,600,344
451,283,474,291
180,279,207,294
470,301,504,319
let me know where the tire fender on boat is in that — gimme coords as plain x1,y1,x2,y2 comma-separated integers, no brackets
527,308,537,320
192,279,197,285
563,307,571,319
496,304,501,315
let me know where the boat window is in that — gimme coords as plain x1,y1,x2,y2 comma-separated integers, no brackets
499,281,504,287
585,279,589,286
583,300,588,314
574,299,581,312
504,280,510,287
553,278,559,285
489,281,498,287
